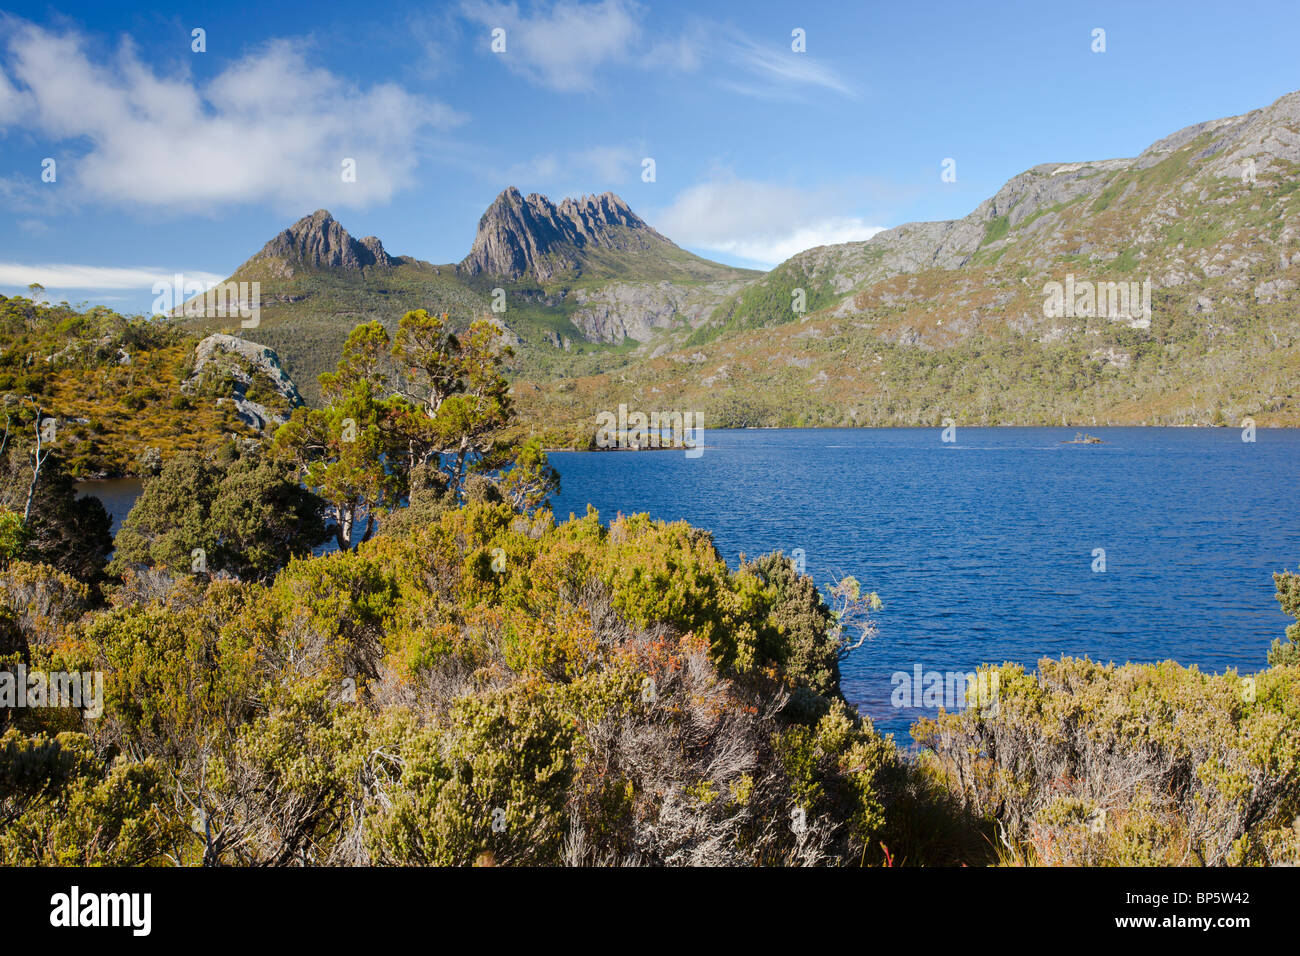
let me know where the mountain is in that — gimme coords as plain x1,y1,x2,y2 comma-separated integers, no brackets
460,187,741,283
184,192,757,405
455,187,759,351
184,88,1300,431
516,89,1300,435
249,209,392,275
187,212,482,405
689,92,1300,345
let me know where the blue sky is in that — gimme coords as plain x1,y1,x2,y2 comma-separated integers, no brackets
2,0,1299,312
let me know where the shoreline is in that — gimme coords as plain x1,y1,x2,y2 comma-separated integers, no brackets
540,421,1286,453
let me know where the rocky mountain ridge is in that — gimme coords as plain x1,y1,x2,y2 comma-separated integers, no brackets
185,190,758,404
185,88,1300,426
459,188,663,281
517,88,1300,431
710,89,1300,334
245,209,393,278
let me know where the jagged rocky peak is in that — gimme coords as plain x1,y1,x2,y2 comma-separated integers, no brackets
556,191,644,232
460,187,667,281
252,209,392,273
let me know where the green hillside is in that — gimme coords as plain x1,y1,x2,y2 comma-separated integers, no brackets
516,91,1300,436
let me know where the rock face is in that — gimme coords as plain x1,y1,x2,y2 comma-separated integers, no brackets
483,315,520,348
706,88,1300,338
245,209,392,277
459,187,673,282
570,87,1300,429
184,334,303,430
570,279,750,344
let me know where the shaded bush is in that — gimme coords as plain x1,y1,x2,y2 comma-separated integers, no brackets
1269,569,1300,666
913,658,1300,866
110,447,327,582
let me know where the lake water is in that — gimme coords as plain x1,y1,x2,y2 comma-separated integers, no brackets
549,428,1299,739
77,478,147,536
79,427,1300,740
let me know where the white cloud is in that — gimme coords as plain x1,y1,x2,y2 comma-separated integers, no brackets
0,23,463,213
453,5,851,101
722,37,854,100
713,219,885,265
0,65,22,123
651,179,885,267
461,0,642,92
0,263,225,290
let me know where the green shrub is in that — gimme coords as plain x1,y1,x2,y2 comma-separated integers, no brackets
913,658,1300,865
1269,569,1300,666
0,729,182,865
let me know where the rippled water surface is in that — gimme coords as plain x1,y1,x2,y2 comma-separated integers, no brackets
548,428,1300,738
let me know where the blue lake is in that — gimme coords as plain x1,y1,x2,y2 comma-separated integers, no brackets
547,428,1300,739
79,427,1298,740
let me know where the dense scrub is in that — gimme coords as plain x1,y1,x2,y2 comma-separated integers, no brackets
2,295,1297,866
0,294,264,476
0,504,956,866
914,659,1300,866
3,503,1298,865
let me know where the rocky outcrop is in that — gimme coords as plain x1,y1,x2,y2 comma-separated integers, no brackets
570,279,750,344
459,187,674,282
184,334,303,430
483,315,521,348
243,209,392,277
712,88,1300,338
454,188,758,342
775,157,1139,300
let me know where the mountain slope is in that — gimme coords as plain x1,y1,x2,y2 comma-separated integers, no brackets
185,195,757,405
692,92,1300,343
460,187,746,284
517,89,1300,434
0,295,294,477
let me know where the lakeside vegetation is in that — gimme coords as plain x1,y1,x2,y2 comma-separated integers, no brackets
0,293,274,477
0,305,1297,866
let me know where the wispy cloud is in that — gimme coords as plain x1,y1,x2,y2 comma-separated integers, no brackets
499,144,643,186
0,263,226,290
0,63,21,122
460,0,643,92
407,5,470,79
720,36,855,100
0,21,464,214
453,4,852,101
651,177,884,267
